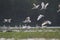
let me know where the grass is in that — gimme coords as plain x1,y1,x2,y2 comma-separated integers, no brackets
0,32,60,39
0,28,60,39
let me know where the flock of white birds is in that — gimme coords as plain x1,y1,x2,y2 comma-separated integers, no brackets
32,2,60,27
3,2,60,27
32,2,49,10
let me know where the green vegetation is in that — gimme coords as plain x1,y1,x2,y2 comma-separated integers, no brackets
0,32,60,39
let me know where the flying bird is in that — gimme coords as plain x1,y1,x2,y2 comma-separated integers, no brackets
37,14,44,21
40,2,49,10
4,19,12,23
32,3,40,9
57,4,60,13
22,25,27,29
23,17,31,23
41,20,52,27
57,9,60,13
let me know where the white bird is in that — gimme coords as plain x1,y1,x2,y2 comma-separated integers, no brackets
41,20,52,27
40,2,49,10
58,4,60,8
32,3,40,9
4,19,12,23
57,9,60,13
22,25,27,29
37,14,44,21
57,4,60,13
23,17,31,23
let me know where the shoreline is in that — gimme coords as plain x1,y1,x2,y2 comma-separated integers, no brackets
0,38,60,40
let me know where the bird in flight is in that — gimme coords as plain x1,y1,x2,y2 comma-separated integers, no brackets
37,14,44,21
23,17,31,23
4,19,12,23
40,2,49,10
32,3,40,9
57,4,60,13
41,20,52,27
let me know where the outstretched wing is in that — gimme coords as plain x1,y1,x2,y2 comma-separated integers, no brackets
33,3,36,7
32,3,39,9
45,3,49,8
42,20,51,26
47,21,52,24
37,14,44,21
8,19,11,23
4,19,8,22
